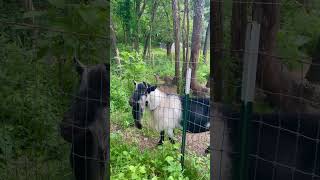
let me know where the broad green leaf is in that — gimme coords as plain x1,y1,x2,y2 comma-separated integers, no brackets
139,166,146,174
165,156,174,163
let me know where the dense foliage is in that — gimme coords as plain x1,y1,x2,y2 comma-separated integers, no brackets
0,0,108,178
111,133,209,180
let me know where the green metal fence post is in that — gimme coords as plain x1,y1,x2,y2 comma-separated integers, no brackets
181,68,192,171
237,22,260,180
238,101,252,180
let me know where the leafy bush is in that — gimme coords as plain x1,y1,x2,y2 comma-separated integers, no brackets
110,50,156,126
0,29,75,178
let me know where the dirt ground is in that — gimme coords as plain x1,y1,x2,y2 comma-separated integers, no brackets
111,123,210,156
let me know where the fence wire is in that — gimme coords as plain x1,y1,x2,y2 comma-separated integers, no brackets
211,0,320,179
0,1,110,180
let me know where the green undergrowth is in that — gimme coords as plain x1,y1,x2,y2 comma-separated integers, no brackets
110,133,209,180
110,45,210,179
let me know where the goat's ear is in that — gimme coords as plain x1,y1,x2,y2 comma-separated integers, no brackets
143,81,151,88
152,85,157,91
73,57,85,74
133,81,138,89
143,81,149,87
147,85,157,94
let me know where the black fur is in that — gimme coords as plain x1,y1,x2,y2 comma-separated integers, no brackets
129,81,149,129
131,82,210,153
212,104,320,180
181,97,210,133
60,58,109,180
146,85,157,94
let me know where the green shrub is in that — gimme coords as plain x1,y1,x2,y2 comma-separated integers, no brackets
110,133,209,180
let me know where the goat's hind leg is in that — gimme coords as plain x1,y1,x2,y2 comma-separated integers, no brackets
167,128,175,144
205,146,210,153
158,130,165,145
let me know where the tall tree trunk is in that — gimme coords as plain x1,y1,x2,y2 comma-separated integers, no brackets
134,0,147,51
202,21,210,64
252,0,320,112
231,0,247,60
212,0,224,102
172,0,180,91
297,0,310,12
182,0,187,78
110,17,120,65
253,0,283,106
166,42,172,57
123,26,127,45
124,0,131,46
230,0,247,102
23,0,34,19
190,0,207,94
134,0,140,51
143,33,150,58
143,0,158,59
183,0,190,82
182,0,189,89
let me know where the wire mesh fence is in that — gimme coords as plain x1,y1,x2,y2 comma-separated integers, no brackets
210,1,320,180
0,1,109,180
2,0,319,179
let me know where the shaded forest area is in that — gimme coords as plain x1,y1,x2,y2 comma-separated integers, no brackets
0,0,109,179
212,0,320,113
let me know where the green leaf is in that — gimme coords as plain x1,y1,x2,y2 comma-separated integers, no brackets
128,165,136,172
165,156,174,163
139,166,146,174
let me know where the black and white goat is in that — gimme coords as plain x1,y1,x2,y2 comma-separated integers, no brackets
129,82,210,152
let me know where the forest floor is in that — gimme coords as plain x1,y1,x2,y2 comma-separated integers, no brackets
111,123,210,156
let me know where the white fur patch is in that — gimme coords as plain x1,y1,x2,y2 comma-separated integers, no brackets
145,89,182,132
138,95,147,111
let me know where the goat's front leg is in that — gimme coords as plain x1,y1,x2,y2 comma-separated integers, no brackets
167,128,175,144
158,130,165,145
